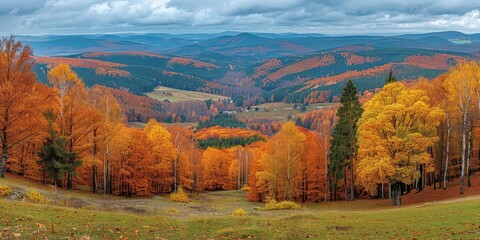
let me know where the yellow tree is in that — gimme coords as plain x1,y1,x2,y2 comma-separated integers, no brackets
168,125,196,192
144,119,177,193
257,122,306,201
88,86,124,194
356,82,444,206
444,61,480,194
47,63,82,131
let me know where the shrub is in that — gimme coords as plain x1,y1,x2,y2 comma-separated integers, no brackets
265,200,301,210
170,186,189,203
0,185,13,197
233,208,248,216
26,190,47,203
240,185,251,191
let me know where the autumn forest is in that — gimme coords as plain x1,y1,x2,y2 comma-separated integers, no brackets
4,27,480,240
1,34,479,209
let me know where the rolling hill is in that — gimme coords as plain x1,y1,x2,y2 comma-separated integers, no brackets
28,31,480,110
33,51,230,95
246,48,470,102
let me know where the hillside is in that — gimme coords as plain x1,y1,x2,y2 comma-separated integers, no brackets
0,173,479,239
251,48,470,102
29,32,478,108
34,51,229,95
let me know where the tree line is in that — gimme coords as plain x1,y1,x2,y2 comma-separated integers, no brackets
1,37,479,204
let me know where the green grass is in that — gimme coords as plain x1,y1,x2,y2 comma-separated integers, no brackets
1,198,480,239
1,175,480,239
237,102,337,121
146,86,229,103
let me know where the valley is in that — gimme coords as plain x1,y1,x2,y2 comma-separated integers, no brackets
3,16,480,239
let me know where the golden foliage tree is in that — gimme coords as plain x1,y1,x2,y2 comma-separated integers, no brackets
201,147,234,190
356,82,444,205
444,61,480,194
144,119,177,193
256,122,306,201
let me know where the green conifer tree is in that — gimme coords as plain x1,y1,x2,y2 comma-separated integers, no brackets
385,68,397,84
37,111,81,188
329,80,363,201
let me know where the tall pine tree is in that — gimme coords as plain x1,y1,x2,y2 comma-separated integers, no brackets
329,80,363,201
385,68,397,84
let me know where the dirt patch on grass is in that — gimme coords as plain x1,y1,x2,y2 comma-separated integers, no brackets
402,172,480,205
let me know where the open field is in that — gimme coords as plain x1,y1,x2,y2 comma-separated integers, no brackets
1,174,480,239
237,102,338,121
146,86,229,103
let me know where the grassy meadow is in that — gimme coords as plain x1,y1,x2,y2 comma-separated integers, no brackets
236,102,337,121
146,86,229,103
1,174,480,239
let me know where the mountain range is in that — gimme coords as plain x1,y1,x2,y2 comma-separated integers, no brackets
25,31,479,105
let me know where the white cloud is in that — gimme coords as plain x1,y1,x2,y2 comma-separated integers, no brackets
88,2,111,14
2,0,480,35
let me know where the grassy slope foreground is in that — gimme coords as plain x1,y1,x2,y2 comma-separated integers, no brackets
0,175,480,239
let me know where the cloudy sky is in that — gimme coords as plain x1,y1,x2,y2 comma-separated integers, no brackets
2,0,480,35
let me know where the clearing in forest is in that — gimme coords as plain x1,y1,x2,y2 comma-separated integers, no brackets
146,86,229,103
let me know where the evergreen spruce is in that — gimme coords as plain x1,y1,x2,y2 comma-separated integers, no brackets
329,80,363,200
385,68,397,84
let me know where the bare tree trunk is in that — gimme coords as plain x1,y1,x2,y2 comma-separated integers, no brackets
381,183,384,199
103,140,110,195
343,167,347,201
0,132,7,178
467,125,472,187
391,183,396,206
324,136,328,203
460,113,467,195
92,165,98,194
443,116,451,190
397,182,402,206
350,159,354,200
174,155,178,192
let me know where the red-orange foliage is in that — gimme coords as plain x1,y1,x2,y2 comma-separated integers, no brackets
168,57,220,70
303,90,331,104
94,68,129,77
266,54,335,83
253,58,282,78
404,54,465,70
167,125,201,191
201,147,236,190
195,126,266,140
246,141,267,201
340,52,381,66
113,128,156,196
304,63,395,90
297,131,327,202
34,56,130,77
